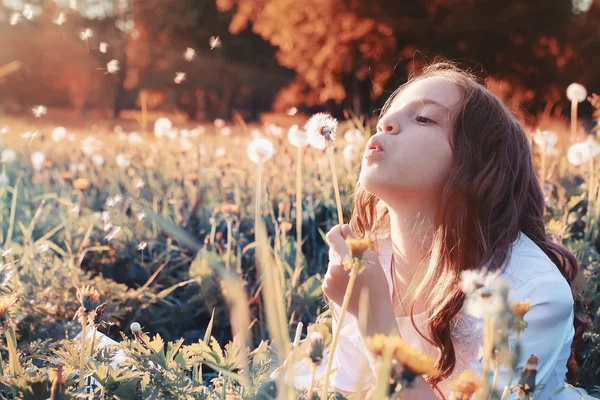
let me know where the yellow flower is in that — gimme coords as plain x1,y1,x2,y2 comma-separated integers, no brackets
394,343,441,378
365,334,403,356
72,178,90,191
345,237,372,258
219,203,240,216
61,171,74,181
510,299,530,317
449,369,480,400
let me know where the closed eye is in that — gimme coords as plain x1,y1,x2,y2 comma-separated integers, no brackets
415,116,435,124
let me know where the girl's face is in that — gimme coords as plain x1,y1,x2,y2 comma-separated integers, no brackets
359,76,461,201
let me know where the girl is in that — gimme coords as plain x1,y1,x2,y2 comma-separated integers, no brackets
299,62,593,399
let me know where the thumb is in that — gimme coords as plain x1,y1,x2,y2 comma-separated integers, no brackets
341,224,353,239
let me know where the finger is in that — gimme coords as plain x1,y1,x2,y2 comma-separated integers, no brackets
326,225,349,262
341,224,353,239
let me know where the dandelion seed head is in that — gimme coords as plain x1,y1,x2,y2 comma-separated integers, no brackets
174,72,186,84
287,124,309,147
135,178,145,189
38,242,49,253
128,132,143,145
32,105,47,118
2,248,12,258
54,12,66,26
106,59,119,74
567,83,587,103
1,149,16,163
184,47,195,61
304,112,338,149
115,154,130,168
154,117,173,138
209,36,221,49
10,13,21,25
30,151,45,171
80,28,93,41
51,126,67,143
247,137,275,164
214,118,226,128
220,127,232,137
532,129,557,150
22,4,34,20
130,321,142,332
91,154,104,167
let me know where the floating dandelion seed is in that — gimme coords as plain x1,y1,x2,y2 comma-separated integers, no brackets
174,72,186,84
32,105,47,118
137,211,146,221
286,107,298,116
247,138,275,164
106,59,119,74
135,179,145,189
99,42,108,53
2,248,12,258
184,47,195,61
54,12,66,26
209,36,221,49
138,241,147,251
80,28,93,41
38,242,50,253
22,4,34,20
105,226,121,242
305,112,338,150
51,126,67,142
70,205,80,214
10,13,21,25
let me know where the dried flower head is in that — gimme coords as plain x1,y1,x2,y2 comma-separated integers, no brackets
532,129,558,150
247,137,275,164
209,36,222,49
345,237,372,258
365,334,403,357
307,331,324,365
514,354,538,398
510,299,531,317
76,286,100,313
0,295,16,325
567,83,587,103
304,112,338,150
449,369,480,400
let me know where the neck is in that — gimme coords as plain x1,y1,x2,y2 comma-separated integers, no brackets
384,194,437,308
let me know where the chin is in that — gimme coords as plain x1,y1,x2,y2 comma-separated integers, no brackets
358,172,385,197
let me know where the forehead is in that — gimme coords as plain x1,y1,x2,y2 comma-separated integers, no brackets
389,76,462,112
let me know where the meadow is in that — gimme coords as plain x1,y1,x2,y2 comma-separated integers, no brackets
0,101,598,399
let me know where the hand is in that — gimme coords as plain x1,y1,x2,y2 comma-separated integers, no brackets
322,224,393,320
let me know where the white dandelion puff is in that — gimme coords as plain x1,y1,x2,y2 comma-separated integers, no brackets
138,241,147,251
135,179,145,189
247,137,275,164
30,151,45,171
106,59,119,74
91,154,104,167
215,147,227,158
267,124,283,137
105,226,122,242
533,129,558,150
184,47,195,61
209,36,221,49
51,126,67,143
99,42,108,53
214,118,226,128
220,127,232,137
287,124,309,148
10,13,21,25
286,107,298,116
567,136,600,166
128,132,144,145
567,83,587,103
37,242,50,253
304,112,338,150
0,174,10,187
80,28,93,41
154,117,173,138
1,149,16,163
70,205,80,214
115,154,130,168
32,105,47,118
174,72,186,84
54,12,66,26
22,4,34,20
2,248,13,258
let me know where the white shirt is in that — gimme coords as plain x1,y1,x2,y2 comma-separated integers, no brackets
293,231,593,399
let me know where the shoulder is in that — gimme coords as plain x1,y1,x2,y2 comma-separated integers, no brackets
501,232,573,311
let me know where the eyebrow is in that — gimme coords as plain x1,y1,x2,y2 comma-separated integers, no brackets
399,98,451,112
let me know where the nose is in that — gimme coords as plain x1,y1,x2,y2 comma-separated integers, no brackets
376,115,398,134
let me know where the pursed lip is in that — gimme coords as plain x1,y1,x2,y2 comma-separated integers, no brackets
366,137,385,152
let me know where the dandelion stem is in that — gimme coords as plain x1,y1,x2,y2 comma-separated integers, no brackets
500,330,521,400
89,325,98,359
570,99,578,142
540,144,546,195
225,219,233,271
482,316,494,397
321,269,358,398
79,316,87,389
586,154,596,242
221,375,227,400
327,146,344,226
5,323,21,376
306,362,317,400
295,145,303,274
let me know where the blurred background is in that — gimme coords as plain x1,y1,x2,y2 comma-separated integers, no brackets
1,0,600,127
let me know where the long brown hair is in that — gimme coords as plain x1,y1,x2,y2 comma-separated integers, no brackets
349,61,588,388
